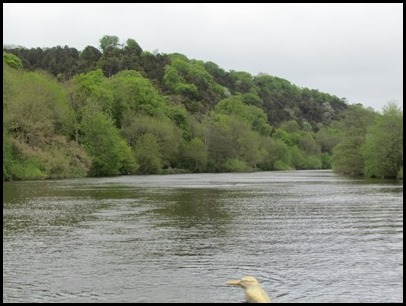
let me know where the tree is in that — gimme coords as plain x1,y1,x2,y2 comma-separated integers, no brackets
315,126,341,153
257,137,279,170
362,101,403,178
78,45,102,73
332,105,376,176
3,65,91,180
181,138,208,172
204,114,238,171
40,46,79,80
121,113,181,169
214,96,272,136
163,54,225,110
204,113,264,172
204,61,233,89
229,70,254,94
80,104,137,176
134,134,162,174
126,38,143,55
99,35,119,52
69,69,113,121
3,52,23,69
98,46,123,77
163,65,199,100
298,133,321,155
107,70,166,126
165,103,193,140
139,51,170,84
5,70,75,145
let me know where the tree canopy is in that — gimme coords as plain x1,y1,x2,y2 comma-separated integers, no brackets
3,36,402,181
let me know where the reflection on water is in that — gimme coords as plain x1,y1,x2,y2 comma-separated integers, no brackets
3,170,403,303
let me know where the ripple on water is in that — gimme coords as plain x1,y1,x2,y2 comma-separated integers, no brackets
3,171,403,303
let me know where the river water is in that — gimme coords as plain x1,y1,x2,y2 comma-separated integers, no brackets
3,170,403,303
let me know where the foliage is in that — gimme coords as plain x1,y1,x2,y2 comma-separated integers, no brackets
3,52,23,69
164,103,193,140
107,70,166,125
99,35,120,52
224,158,250,172
204,114,265,172
121,113,182,171
214,96,272,136
134,134,162,174
180,138,208,172
4,67,75,143
79,104,137,176
70,69,113,113
332,104,377,176
126,38,143,55
315,126,341,153
3,65,92,180
78,45,102,73
163,54,225,113
274,160,293,171
3,36,401,180
362,101,403,178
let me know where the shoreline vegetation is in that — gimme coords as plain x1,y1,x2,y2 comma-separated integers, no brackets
3,36,403,181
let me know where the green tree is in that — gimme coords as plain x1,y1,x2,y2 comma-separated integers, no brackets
69,69,114,141
107,70,166,126
3,52,23,69
80,104,137,176
297,133,321,155
332,104,376,176
273,139,293,170
3,65,91,180
204,113,263,172
40,46,79,80
280,120,300,133
257,137,279,170
181,138,208,172
134,134,162,174
163,65,199,100
70,69,112,111
99,35,120,52
315,126,341,153
229,70,254,94
214,96,272,136
240,91,263,108
139,51,170,84
121,113,181,169
204,114,238,171
5,69,75,145
78,45,102,73
126,38,143,55
163,54,225,112
362,101,403,178
165,103,193,140
98,46,123,77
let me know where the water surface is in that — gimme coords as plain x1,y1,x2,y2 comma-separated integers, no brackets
3,170,403,303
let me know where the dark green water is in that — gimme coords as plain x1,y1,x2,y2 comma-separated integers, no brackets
3,170,403,303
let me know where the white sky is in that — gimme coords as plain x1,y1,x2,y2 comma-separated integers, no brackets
3,3,403,111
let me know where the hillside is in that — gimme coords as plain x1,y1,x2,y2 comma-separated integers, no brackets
3,36,402,180
4,37,348,128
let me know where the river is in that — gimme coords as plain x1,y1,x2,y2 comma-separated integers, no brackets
3,170,403,303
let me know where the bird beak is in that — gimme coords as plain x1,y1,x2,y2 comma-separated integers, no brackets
226,279,241,286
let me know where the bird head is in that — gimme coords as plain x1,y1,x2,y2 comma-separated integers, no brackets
226,276,261,289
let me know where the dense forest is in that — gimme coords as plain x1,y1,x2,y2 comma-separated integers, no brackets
3,35,403,181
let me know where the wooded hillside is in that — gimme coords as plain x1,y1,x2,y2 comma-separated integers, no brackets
3,36,403,180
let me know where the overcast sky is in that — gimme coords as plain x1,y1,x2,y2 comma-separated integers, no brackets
3,3,403,111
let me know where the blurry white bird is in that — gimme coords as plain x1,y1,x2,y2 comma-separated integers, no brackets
226,276,271,303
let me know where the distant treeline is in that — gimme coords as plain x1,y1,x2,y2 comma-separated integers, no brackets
3,35,403,180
